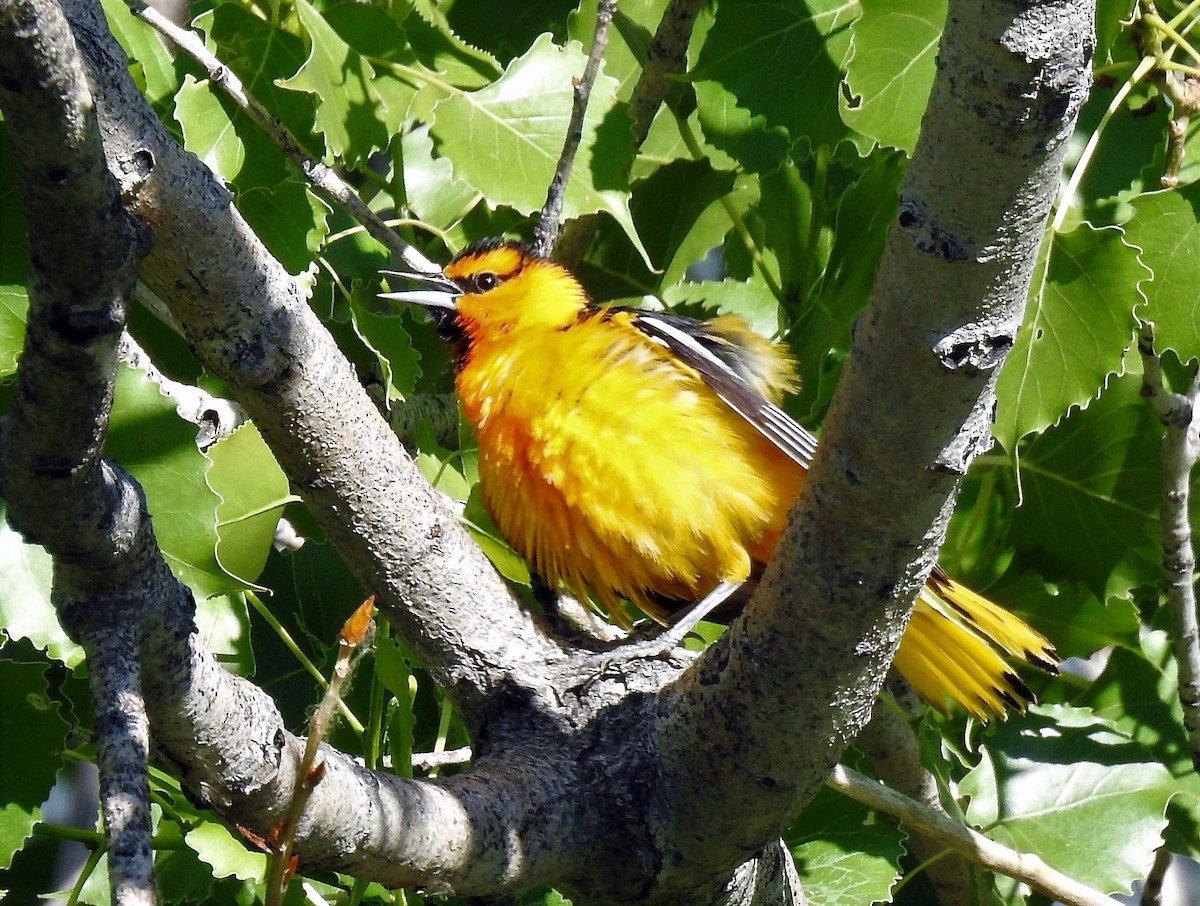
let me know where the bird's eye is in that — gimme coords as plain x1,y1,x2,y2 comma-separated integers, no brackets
472,272,500,293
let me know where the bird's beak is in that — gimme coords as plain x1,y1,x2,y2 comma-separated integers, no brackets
379,269,460,310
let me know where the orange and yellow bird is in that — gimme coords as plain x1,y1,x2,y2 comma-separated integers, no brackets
384,239,1058,721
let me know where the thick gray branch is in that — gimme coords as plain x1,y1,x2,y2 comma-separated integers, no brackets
650,0,1095,889
0,0,155,902
58,0,565,722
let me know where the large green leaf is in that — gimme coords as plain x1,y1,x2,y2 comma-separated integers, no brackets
185,820,267,883
628,158,737,284
787,783,905,906
692,0,860,155
1003,371,1162,600
277,0,391,167
963,705,1174,895
1123,185,1200,364
0,508,84,668
840,0,945,152
100,0,182,110
195,3,318,155
105,364,234,600
0,661,69,869
430,33,648,263
994,223,1143,451
207,422,294,590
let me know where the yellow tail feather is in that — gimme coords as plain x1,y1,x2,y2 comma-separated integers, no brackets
893,572,1059,722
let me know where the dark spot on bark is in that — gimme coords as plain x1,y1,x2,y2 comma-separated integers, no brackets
46,166,70,185
936,333,1014,375
757,775,778,790
49,303,122,345
876,583,895,599
33,456,78,480
132,148,155,178
897,198,970,261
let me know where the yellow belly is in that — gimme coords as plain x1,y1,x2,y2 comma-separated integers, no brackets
456,315,803,623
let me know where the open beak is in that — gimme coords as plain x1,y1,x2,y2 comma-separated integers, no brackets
379,269,460,311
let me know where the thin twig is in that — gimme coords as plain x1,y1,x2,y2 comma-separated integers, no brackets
827,765,1122,906
267,598,376,905
554,0,704,267
532,0,617,257
122,0,440,274
1139,846,1172,906
1138,321,1200,771
86,625,157,906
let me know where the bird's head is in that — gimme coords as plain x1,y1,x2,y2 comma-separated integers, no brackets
381,239,590,349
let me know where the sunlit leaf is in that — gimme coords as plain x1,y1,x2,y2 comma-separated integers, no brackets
0,661,69,869
994,223,1143,451
430,34,649,263
963,704,1174,895
840,0,945,152
788,784,904,906
278,0,391,166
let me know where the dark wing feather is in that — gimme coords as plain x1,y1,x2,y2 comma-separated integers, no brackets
623,310,818,469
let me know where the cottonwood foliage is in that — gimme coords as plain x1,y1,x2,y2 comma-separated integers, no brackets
0,0,1195,903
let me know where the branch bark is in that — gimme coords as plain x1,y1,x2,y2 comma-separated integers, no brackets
0,0,155,902
651,0,1095,891
0,0,1099,903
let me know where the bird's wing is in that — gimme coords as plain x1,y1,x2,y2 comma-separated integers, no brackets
620,309,818,469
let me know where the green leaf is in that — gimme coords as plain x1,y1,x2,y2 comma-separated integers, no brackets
994,223,1142,451
195,593,255,676
401,123,482,231
1003,371,1163,600
105,364,233,599
693,78,791,174
0,123,29,383
237,182,331,275
375,633,416,777
663,278,785,340
962,704,1174,895
1123,185,1200,364
0,661,69,869
278,0,391,167
207,422,294,590
322,2,497,130
173,74,247,183
348,286,424,402
692,0,860,155
787,783,904,906
195,4,317,155
185,820,267,883
100,0,182,110
0,508,84,667
430,33,649,264
627,158,737,284
840,0,945,152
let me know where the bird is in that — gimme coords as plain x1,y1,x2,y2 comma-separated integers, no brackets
381,237,1059,721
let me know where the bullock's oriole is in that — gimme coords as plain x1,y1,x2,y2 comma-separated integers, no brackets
383,239,1058,720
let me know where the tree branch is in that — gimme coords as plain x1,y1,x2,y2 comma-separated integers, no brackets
533,0,617,257
59,0,566,723
0,0,155,901
651,0,1095,888
828,765,1122,906
1138,320,1200,770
